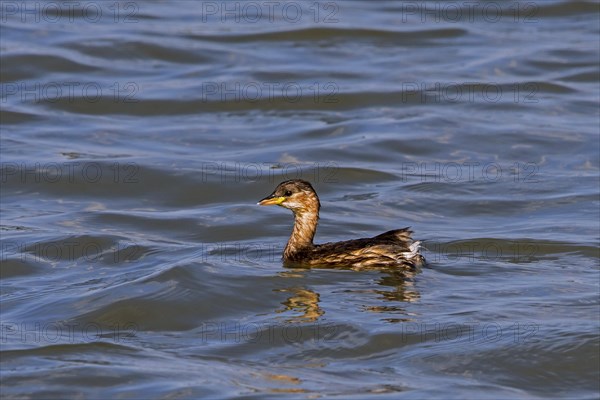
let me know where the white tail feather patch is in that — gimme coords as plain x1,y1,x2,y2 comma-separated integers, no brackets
400,241,421,260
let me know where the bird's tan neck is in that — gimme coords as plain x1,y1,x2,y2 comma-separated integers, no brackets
284,210,319,260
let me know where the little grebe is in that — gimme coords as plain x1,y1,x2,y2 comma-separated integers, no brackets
258,179,425,269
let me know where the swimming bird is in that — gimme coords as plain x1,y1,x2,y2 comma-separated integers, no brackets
258,179,424,269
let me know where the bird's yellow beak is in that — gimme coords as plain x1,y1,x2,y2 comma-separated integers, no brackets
258,195,286,206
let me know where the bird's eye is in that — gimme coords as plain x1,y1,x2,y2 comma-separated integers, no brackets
284,190,292,197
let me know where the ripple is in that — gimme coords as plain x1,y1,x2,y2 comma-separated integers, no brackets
186,26,468,43
425,238,599,265
0,53,98,81
65,39,214,64
1,341,139,358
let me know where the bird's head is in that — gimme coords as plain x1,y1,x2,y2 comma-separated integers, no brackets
258,179,320,215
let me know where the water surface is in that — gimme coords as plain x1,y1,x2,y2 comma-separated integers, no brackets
1,1,599,399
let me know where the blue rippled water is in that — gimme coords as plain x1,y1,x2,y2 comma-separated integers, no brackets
1,1,599,399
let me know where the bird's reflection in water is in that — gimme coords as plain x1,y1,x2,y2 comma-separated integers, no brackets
373,269,420,302
275,286,324,322
365,269,420,323
276,268,420,323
